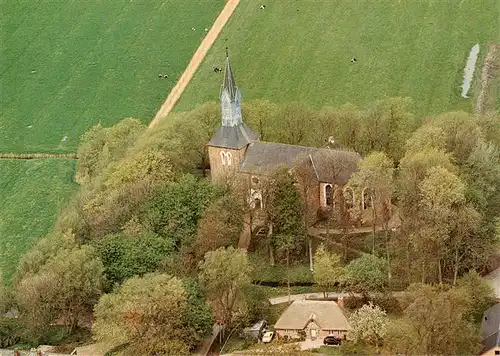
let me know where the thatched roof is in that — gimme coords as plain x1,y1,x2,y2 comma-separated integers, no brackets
274,300,350,330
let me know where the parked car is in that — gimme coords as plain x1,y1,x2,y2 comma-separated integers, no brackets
323,335,341,345
262,331,274,343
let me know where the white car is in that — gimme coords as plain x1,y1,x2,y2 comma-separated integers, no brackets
262,331,274,343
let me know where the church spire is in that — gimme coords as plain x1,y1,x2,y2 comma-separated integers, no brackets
222,48,237,102
207,50,259,149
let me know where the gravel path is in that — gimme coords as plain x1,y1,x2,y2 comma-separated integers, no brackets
149,0,241,128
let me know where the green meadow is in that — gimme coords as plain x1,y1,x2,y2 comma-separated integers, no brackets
176,0,499,117
0,0,224,153
0,159,77,282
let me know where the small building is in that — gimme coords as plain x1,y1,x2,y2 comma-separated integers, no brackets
480,303,500,356
241,319,268,340
274,300,350,340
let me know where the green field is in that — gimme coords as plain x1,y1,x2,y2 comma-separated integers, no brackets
176,0,499,116
0,0,224,153
0,159,77,282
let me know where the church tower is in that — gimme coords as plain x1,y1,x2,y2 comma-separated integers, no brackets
207,52,258,183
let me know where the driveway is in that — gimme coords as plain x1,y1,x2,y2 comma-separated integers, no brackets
298,338,324,350
268,292,349,305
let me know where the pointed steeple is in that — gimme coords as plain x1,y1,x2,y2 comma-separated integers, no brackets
207,50,259,149
222,48,237,102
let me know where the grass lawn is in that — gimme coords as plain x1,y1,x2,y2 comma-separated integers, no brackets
0,0,224,153
0,159,77,283
175,0,499,117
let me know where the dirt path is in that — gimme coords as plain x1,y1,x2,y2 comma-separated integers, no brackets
476,44,500,115
149,0,241,129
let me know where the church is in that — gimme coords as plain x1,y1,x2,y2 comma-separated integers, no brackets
206,54,376,225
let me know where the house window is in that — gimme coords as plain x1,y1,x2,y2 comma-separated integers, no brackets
220,151,232,166
252,176,260,184
325,184,333,206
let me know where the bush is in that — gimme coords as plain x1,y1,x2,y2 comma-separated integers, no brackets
370,294,402,314
0,318,22,348
93,232,174,289
343,295,367,310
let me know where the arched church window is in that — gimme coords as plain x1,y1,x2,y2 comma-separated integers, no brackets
362,187,373,210
325,184,334,207
344,186,355,209
220,151,232,166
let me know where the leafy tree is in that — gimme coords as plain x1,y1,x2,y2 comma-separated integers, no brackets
266,168,307,262
93,233,174,289
138,102,219,173
429,111,483,166
15,230,77,282
76,118,145,183
405,124,446,153
358,97,415,162
395,148,457,284
312,104,362,150
181,278,215,345
242,100,280,142
275,102,314,145
193,194,244,261
348,302,388,348
344,254,387,297
418,166,466,283
397,284,481,355
199,247,251,325
93,273,211,355
138,175,216,248
457,271,495,323
16,245,104,335
464,140,500,218
104,148,173,190
476,111,500,146
348,152,394,275
313,244,343,297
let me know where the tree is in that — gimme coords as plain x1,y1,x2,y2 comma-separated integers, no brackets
457,271,495,323
76,118,145,183
344,254,387,297
464,140,500,218
430,111,483,166
348,302,388,348
395,148,457,284
138,175,216,249
193,194,244,262
358,97,415,162
313,244,343,297
397,284,481,355
348,152,394,277
93,273,211,355
199,247,251,325
181,278,216,346
93,232,174,289
418,166,466,283
266,168,307,262
16,245,104,335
